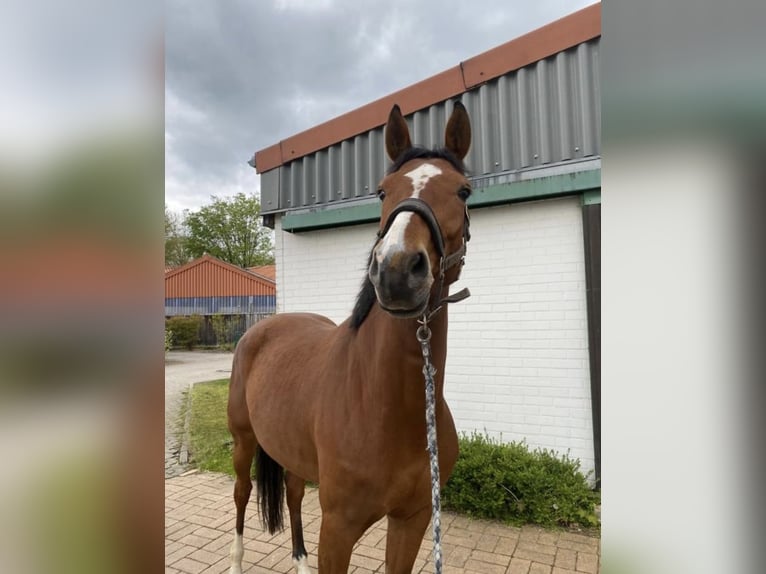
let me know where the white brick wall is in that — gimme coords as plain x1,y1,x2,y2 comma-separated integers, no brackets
275,221,377,322
276,195,595,478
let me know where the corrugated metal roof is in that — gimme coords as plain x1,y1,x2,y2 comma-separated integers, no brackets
165,254,276,298
254,3,601,217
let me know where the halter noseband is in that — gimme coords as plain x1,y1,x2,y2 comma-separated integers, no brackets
376,197,471,319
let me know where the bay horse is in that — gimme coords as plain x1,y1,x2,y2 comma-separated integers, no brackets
227,101,472,574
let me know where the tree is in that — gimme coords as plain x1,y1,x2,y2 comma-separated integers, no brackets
185,193,274,267
165,205,192,267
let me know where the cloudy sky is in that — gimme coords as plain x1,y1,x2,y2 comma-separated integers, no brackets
166,0,594,213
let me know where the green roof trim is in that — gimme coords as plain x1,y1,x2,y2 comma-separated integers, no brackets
469,169,601,207
281,168,600,232
582,189,601,205
282,201,381,232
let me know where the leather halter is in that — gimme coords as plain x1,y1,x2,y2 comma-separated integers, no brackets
376,197,472,318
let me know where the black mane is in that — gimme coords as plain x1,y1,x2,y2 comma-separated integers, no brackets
350,271,377,330
387,146,467,175
350,246,377,330
349,147,467,331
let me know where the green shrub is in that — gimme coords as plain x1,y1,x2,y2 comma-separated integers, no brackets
165,315,202,350
442,432,599,528
164,328,174,352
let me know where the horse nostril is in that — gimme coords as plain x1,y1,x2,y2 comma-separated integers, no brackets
410,251,428,278
369,255,379,279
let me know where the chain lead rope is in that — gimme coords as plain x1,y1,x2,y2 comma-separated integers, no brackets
416,317,443,574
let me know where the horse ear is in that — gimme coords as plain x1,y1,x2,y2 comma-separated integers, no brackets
385,104,412,162
444,101,471,161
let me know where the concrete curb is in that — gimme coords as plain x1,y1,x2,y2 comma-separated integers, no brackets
178,383,194,465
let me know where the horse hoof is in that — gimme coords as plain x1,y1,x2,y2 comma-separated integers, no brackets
228,567,242,574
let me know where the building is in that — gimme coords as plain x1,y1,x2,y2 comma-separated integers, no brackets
251,4,601,482
165,254,277,345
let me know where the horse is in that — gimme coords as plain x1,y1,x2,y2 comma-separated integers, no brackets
227,101,473,574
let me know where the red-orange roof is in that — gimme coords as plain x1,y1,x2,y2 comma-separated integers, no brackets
165,254,275,298
247,264,275,281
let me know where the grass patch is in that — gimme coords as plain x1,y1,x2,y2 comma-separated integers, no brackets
187,378,235,475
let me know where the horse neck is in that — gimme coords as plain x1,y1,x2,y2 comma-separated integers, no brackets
354,304,449,413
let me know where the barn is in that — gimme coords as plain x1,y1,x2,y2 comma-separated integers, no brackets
165,254,277,345
251,4,601,482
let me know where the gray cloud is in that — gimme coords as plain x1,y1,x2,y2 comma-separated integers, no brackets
165,0,593,211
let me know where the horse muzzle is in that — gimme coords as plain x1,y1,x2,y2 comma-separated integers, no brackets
368,248,433,318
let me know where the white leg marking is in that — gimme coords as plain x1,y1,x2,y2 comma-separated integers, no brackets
405,163,442,198
377,212,413,260
228,532,243,574
293,554,312,574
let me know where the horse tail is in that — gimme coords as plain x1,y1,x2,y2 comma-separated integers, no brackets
255,444,285,534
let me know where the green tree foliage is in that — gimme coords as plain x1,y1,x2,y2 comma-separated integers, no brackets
165,205,192,267
184,193,274,267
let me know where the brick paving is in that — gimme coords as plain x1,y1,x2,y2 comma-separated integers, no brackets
165,471,600,574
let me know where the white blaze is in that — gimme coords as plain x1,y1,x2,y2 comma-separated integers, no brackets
377,162,442,259
404,162,442,198
377,212,413,261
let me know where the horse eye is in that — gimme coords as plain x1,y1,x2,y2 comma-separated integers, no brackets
458,187,472,201
377,189,386,201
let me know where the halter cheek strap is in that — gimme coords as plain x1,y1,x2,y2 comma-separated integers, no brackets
377,197,471,318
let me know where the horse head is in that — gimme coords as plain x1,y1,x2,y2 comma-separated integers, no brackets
368,102,472,319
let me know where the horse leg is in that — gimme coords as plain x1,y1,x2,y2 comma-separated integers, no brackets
384,506,432,574
317,512,369,574
228,429,255,574
285,471,310,574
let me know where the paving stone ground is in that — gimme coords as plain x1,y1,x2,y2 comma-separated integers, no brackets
165,471,600,574
165,351,600,573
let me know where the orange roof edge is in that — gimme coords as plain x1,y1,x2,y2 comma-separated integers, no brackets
252,3,600,173
163,253,213,280
461,3,600,88
247,264,276,281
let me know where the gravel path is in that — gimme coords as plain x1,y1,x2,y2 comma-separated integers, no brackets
164,350,234,478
